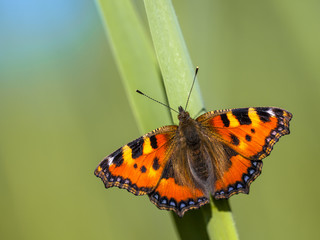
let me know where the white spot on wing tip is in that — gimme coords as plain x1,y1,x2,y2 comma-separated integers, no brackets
108,156,114,166
267,109,275,116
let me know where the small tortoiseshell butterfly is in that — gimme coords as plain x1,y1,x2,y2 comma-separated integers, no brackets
95,69,292,217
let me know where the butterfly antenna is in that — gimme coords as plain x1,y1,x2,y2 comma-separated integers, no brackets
136,90,179,114
185,66,199,110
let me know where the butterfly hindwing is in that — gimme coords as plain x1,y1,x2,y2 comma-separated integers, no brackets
197,107,292,160
149,161,209,217
213,147,263,199
94,126,177,195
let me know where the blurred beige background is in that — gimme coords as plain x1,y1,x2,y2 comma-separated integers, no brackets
1,1,319,239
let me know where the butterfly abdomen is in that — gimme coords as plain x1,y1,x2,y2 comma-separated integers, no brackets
191,153,209,182
177,114,213,186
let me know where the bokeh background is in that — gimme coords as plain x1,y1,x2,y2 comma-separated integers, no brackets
1,0,319,239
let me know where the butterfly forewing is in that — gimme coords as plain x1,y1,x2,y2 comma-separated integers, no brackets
196,107,292,160
95,126,177,195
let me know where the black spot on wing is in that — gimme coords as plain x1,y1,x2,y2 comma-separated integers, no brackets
127,137,144,159
230,134,240,146
232,108,252,125
112,148,123,167
245,134,252,142
152,157,160,170
140,165,147,173
256,107,271,122
220,113,230,127
149,135,158,149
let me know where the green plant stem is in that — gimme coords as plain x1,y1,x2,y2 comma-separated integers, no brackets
208,199,239,239
144,0,239,239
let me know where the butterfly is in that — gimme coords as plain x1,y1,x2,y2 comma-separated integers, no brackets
94,68,292,217
95,103,292,217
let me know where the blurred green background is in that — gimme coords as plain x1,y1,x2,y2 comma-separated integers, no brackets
1,0,319,239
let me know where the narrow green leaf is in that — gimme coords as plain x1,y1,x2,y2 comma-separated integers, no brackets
95,0,172,133
144,0,204,124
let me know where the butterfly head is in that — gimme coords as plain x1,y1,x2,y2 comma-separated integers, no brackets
178,106,190,121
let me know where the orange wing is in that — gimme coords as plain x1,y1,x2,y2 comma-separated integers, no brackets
213,152,263,199
94,126,177,195
197,107,292,198
197,107,292,160
149,161,208,217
